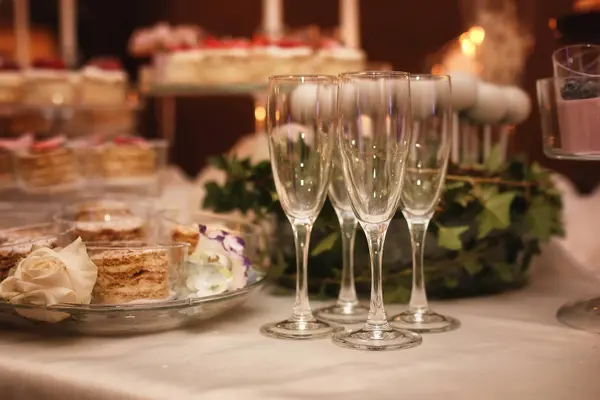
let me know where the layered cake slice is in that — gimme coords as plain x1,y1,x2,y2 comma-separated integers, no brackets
79,57,128,106
13,135,81,192
557,78,600,154
0,224,58,281
91,247,170,304
22,59,79,106
97,136,161,185
0,58,23,104
0,134,33,188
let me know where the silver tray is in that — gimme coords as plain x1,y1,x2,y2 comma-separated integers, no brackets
0,269,266,336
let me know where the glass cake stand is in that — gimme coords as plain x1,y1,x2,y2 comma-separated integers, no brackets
0,269,266,336
538,76,600,334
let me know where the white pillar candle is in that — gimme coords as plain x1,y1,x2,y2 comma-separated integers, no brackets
262,0,283,39
13,0,31,67
59,0,78,67
339,0,360,49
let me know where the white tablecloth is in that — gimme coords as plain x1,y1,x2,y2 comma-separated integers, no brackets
0,241,598,400
0,168,599,399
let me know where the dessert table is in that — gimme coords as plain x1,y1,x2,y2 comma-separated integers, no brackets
0,169,599,400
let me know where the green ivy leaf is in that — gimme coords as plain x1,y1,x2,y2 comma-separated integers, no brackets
491,262,516,283
457,252,483,276
477,191,517,238
526,196,555,242
485,144,503,173
437,224,469,250
310,232,339,256
446,181,466,190
207,155,229,170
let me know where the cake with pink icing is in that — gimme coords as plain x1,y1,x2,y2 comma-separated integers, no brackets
556,78,600,154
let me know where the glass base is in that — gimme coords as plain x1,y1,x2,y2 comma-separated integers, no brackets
260,318,336,340
557,296,600,334
390,310,460,333
332,326,422,351
314,302,370,325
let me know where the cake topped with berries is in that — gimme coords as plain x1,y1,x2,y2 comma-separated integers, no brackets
80,57,128,106
0,58,23,104
13,135,82,192
22,58,78,106
91,136,159,184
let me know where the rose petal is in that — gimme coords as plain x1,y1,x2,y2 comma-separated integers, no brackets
55,238,98,304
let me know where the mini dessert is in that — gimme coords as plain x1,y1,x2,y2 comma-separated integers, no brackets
96,136,159,184
74,199,135,221
13,135,81,192
91,247,170,304
79,57,128,106
21,59,79,106
183,224,251,298
129,22,202,57
0,224,58,281
171,224,200,254
312,40,366,76
0,58,23,104
0,134,33,188
154,46,204,85
557,78,600,154
73,217,146,242
251,38,313,83
199,38,253,85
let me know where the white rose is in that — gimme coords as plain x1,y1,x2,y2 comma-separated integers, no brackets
0,238,98,323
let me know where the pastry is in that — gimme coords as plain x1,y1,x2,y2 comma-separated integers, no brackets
79,57,128,106
557,78,600,153
91,247,170,304
13,135,81,192
21,59,79,106
0,58,23,104
0,224,58,281
73,216,146,242
171,224,200,254
96,136,158,185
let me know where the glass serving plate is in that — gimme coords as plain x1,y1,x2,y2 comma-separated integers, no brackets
0,269,265,335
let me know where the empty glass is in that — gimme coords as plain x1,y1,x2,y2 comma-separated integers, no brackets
332,71,422,351
260,75,338,340
390,74,460,333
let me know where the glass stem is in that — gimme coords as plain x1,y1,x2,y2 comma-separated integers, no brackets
406,217,431,314
290,218,315,322
334,209,358,307
362,222,390,331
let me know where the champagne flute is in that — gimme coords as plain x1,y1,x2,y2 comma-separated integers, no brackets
390,74,460,333
332,71,422,351
260,75,338,340
313,146,369,324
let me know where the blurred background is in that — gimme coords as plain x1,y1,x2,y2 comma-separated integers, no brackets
1,0,596,192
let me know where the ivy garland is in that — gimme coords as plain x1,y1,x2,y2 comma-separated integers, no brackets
203,145,564,302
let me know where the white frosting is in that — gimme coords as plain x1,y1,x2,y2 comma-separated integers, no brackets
0,72,23,86
202,48,251,57
75,216,145,232
502,86,531,125
253,46,312,58
448,71,478,111
24,69,80,83
317,47,365,61
467,82,508,124
81,66,127,83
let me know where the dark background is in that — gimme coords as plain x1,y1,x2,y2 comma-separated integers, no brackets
11,0,599,192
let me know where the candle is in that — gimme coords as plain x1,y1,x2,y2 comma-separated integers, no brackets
60,0,78,68
13,0,31,67
339,0,360,49
262,0,283,39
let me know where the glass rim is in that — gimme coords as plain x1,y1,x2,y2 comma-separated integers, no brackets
0,222,61,248
339,70,409,79
159,210,265,236
534,76,600,83
268,74,337,82
83,241,190,252
552,44,600,59
409,74,450,81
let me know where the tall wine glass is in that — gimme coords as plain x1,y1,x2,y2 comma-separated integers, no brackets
314,146,369,324
333,71,422,351
390,74,460,333
260,75,338,340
